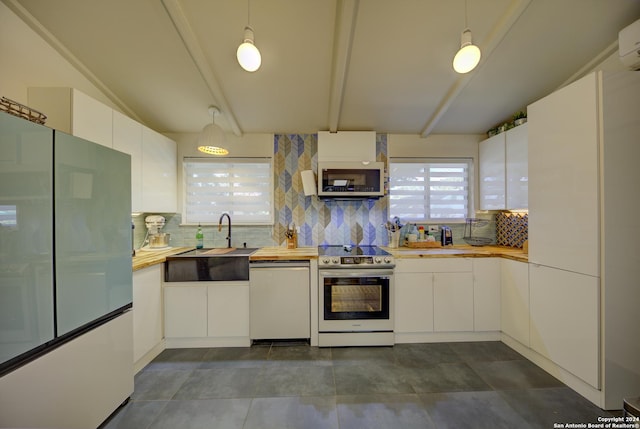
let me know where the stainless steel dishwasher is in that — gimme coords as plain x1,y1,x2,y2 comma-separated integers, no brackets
249,260,310,340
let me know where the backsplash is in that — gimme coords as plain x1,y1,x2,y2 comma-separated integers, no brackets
273,133,388,246
496,212,528,248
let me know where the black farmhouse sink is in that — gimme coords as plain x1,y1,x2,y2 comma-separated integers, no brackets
165,248,259,282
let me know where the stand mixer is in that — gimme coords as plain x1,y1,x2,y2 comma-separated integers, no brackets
143,215,171,250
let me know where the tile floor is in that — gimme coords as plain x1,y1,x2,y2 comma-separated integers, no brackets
100,341,614,429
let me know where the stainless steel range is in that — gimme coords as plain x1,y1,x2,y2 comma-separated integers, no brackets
318,245,395,347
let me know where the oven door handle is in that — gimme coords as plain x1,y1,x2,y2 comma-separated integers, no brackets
319,269,394,278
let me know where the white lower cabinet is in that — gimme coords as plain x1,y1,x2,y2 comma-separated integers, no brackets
433,272,474,332
472,258,501,331
500,259,529,346
164,285,207,338
164,281,249,347
207,284,250,338
132,265,164,371
395,272,434,333
395,257,491,341
529,264,599,388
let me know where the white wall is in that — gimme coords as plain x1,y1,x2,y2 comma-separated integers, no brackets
0,2,117,112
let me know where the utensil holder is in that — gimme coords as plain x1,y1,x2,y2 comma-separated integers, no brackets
388,230,400,248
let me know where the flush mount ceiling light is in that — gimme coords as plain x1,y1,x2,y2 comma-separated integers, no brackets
452,0,481,74
197,106,228,156
237,0,261,72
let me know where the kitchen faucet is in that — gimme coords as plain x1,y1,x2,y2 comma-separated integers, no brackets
218,213,232,248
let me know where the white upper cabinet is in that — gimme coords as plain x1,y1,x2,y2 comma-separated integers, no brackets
142,127,177,213
528,75,599,275
479,124,528,211
479,133,505,210
113,110,143,212
505,123,528,210
28,87,113,148
28,87,178,214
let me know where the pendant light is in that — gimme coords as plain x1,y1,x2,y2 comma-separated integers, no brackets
237,0,261,72
197,106,228,156
452,0,481,74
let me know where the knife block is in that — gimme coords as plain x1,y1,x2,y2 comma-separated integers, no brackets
286,232,297,249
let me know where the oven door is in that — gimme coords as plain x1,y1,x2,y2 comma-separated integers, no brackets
319,269,393,332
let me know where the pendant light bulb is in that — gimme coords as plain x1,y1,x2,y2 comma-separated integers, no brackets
237,26,261,72
453,29,481,73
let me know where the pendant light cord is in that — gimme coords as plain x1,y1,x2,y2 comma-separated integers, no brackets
247,0,252,27
464,0,468,29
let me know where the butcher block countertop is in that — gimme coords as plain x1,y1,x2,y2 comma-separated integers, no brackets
385,245,528,262
249,246,319,261
132,245,526,270
132,247,194,271
132,246,319,270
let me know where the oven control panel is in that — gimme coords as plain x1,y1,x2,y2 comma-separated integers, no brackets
319,255,394,268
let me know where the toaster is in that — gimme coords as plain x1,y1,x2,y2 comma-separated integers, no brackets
441,226,453,246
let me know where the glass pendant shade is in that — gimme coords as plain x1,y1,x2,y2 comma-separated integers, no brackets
453,29,481,73
237,26,261,72
197,107,228,156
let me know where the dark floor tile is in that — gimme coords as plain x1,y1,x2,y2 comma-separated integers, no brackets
172,368,261,399
405,362,493,393
200,346,270,368
498,387,613,428
267,345,332,367
243,396,339,429
148,398,251,429
334,364,415,395
254,366,335,397
336,394,435,429
449,341,525,362
144,348,209,370
132,369,192,400
470,359,564,390
393,342,463,367
420,390,532,429
99,400,168,429
331,346,396,367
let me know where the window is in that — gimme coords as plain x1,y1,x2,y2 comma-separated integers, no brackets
0,205,17,227
389,159,471,221
183,158,273,225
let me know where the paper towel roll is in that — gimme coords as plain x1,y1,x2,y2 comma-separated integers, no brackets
301,170,317,196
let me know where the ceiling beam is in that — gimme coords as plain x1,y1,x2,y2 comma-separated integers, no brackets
1,0,143,124
420,0,532,137
161,0,242,136
327,0,359,133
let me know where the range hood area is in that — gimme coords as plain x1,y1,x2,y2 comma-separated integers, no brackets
304,131,384,199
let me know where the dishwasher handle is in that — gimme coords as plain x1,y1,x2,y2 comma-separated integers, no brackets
249,260,310,269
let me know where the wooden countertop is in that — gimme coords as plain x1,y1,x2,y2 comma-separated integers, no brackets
132,247,194,271
249,246,318,261
132,245,525,271
385,245,528,262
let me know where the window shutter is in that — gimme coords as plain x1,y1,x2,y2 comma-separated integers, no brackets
183,159,273,224
389,159,470,221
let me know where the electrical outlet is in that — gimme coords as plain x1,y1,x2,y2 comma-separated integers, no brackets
428,225,439,233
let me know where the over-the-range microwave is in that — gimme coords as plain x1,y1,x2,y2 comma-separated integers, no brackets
317,161,385,198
